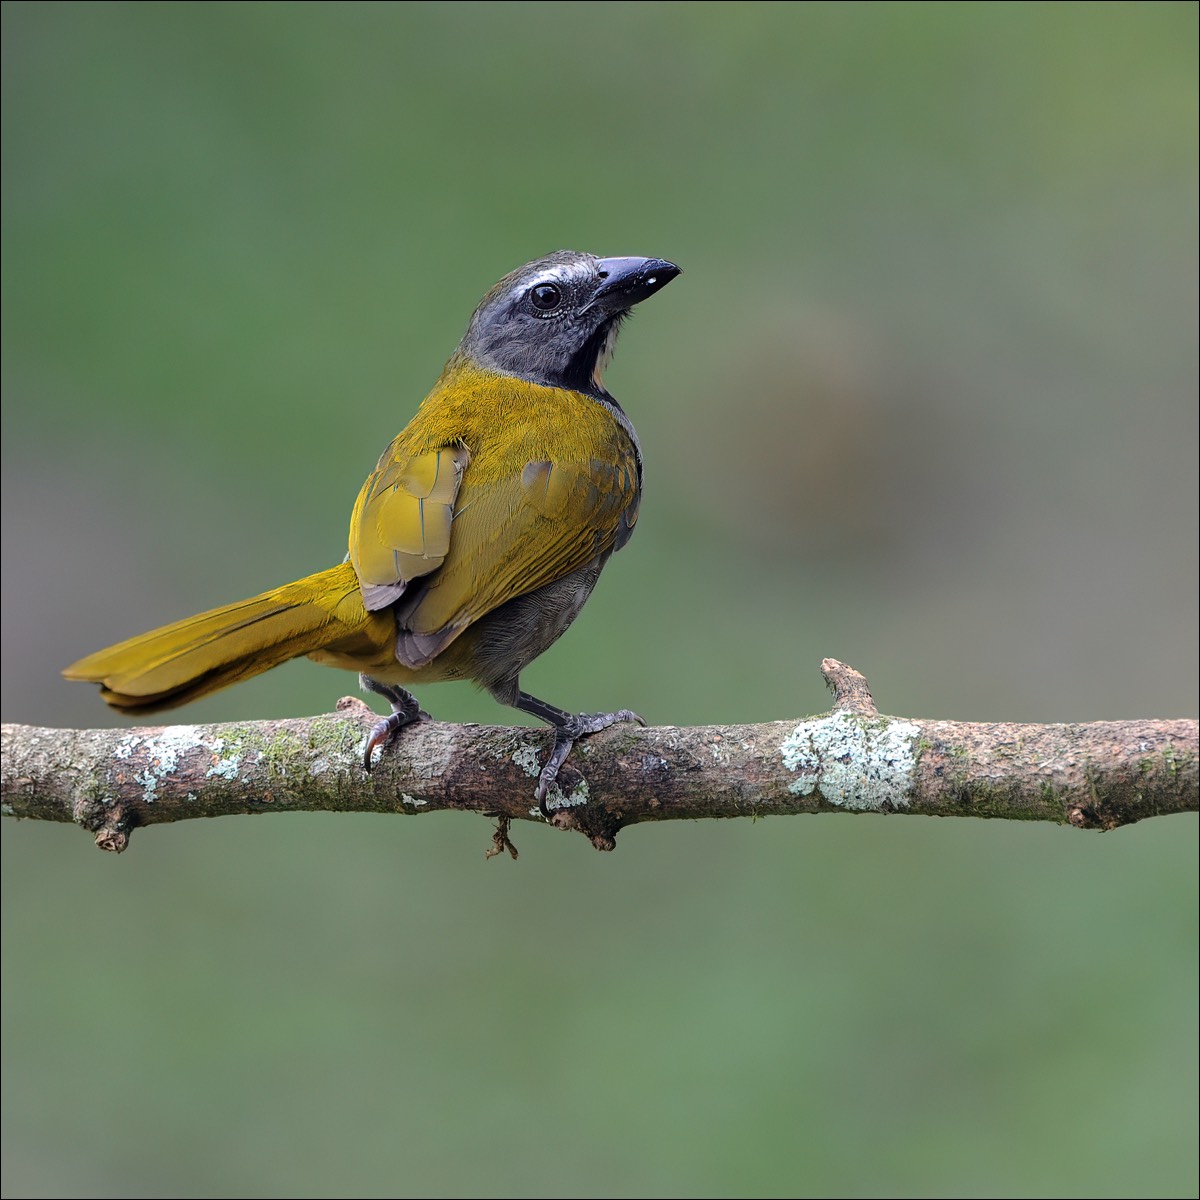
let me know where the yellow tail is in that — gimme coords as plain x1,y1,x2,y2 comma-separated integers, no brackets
63,562,373,714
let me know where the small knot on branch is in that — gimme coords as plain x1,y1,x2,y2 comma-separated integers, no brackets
1067,802,1120,832
71,795,134,853
95,825,129,853
821,659,878,716
89,804,132,853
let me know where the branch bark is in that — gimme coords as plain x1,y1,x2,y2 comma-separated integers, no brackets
3,661,1195,854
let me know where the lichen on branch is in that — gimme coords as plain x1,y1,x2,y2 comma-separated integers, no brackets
3,662,1195,854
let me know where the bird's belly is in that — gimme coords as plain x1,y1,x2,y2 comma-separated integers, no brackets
439,555,610,696
309,554,610,693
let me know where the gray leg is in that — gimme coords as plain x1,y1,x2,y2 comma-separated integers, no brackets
361,674,426,769
511,689,644,818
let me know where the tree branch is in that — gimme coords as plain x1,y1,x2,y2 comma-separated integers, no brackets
3,661,1195,854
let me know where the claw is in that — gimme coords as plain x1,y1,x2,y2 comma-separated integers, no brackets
359,675,424,770
364,714,402,770
534,708,644,819
535,731,574,818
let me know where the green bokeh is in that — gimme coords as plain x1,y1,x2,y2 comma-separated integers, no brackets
3,3,1196,1197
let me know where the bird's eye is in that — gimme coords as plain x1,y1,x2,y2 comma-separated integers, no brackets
529,283,562,312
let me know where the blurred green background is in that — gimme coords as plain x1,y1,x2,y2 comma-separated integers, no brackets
3,3,1196,1197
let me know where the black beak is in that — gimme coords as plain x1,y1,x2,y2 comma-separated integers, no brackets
592,257,681,311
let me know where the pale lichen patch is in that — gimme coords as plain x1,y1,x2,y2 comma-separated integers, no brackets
781,713,918,810
564,777,590,808
530,776,590,819
129,725,211,803
113,735,140,760
204,746,241,781
144,726,201,775
512,745,542,777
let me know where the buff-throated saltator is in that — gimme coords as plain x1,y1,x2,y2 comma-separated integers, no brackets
64,251,680,812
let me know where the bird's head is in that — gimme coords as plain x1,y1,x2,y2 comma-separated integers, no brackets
455,250,680,397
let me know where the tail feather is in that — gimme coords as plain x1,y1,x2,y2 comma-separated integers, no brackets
63,562,370,714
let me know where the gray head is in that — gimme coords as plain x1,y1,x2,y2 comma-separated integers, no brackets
456,250,680,397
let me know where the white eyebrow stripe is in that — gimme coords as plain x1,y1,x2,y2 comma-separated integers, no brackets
506,263,587,302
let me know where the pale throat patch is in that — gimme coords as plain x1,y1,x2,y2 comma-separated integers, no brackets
592,322,619,391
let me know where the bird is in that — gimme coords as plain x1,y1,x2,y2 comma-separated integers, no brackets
63,250,681,814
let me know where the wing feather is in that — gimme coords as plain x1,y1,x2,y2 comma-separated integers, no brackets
346,370,641,667
392,452,638,666
349,444,470,610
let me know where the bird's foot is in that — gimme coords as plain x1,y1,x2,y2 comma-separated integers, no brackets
360,676,427,769
535,709,644,818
